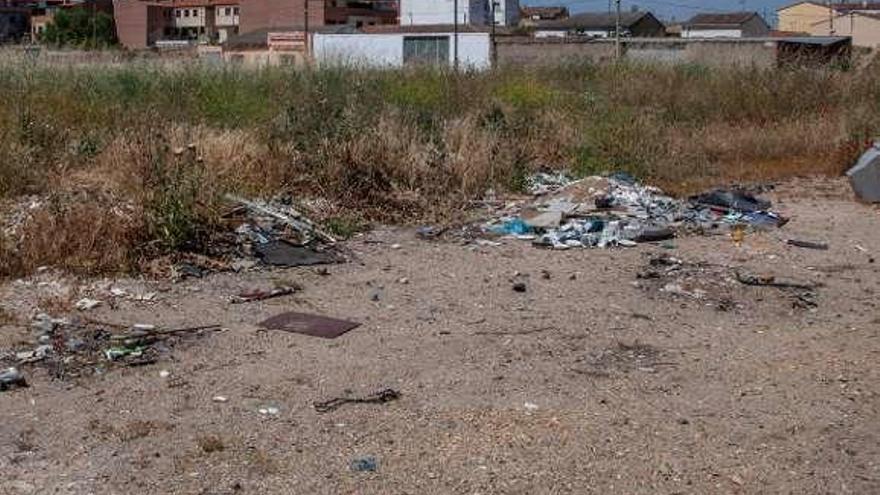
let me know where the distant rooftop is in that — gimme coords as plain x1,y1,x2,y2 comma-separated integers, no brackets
536,11,655,30
684,12,763,29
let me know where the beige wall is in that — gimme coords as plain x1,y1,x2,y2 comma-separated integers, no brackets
811,13,880,48
778,2,827,33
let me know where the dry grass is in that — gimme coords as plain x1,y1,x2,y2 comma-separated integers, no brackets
0,58,878,277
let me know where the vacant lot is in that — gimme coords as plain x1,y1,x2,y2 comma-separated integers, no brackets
1,56,879,277
1,177,878,494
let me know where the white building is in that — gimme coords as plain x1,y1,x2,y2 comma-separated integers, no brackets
492,0,520,27
400,0,518,27
313,28,492,69
682,12,770,38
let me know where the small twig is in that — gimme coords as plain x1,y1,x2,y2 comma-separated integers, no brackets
313,388,400,413
474,326,557,336
110,324,221,341
734,271,819,291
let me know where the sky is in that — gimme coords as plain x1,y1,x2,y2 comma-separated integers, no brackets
521,0,795,23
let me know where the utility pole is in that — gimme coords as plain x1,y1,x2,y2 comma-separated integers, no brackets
615,0,621,61
828,0,835,35
304,0,310,58
453,0,459,70
91,0,97,47
490,0,497,67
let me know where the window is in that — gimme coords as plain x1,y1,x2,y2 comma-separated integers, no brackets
224,7,230,15
403,36,450,66
233,7,239,15
193,9,199,17
175,9,180,17
184,9,189,17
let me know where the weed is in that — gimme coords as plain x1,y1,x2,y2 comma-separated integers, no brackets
0,56,877,277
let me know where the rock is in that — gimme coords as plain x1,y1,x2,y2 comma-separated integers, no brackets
512,282,527,293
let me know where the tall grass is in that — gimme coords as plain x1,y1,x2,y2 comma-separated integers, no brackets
1,54,879,275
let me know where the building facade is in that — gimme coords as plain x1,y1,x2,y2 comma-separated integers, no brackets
808,11,880,47
313,27,491,68
682,12,770,38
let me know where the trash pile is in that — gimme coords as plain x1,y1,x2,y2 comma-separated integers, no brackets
170,195,342,278
223,195,340,268
0,313,220,384
481,173,786,249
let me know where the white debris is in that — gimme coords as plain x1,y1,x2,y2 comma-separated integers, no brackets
74,298,102,311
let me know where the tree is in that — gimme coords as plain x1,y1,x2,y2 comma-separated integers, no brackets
41,7,116,48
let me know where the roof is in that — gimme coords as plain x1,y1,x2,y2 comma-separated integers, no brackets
535,11,657,30
777,1,880,12
774,35,852,46
684,12,762,29
362,24,502,34
521,6,568,19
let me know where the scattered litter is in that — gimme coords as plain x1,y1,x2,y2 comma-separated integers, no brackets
313,388,401,413
0,367,27,391
254,241,338,268
479,173,786,251
5,315,221,381
350,456,378,472
690,188,770,213
786,239,829,250
230,285,298,304
390,243,402,250
258,312,361,339
416,226,446,239
75,298,102,311
212,396,228,403
846,141,880,202
225,194,336,244
476,239,502,247
159,370,171,378
104,345,145,361
16,344,52,363
524,402,539,411
258,406,280,416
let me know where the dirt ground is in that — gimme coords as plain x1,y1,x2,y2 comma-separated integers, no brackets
1,177,879,495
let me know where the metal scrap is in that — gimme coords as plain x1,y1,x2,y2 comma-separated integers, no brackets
313,388,401,413
258,311,361,339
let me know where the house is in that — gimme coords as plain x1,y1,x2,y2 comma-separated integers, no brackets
777,1,880,34
114,0,240,48
324,0,397,27
777,1,880,46
808,10,880,47
314,24,492,68
399,0,519,27
115,0,395,49
682,12,769,38
533,11,665,38
520,5,567,24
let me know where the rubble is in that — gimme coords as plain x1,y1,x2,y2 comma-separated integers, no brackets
846,141,880,202
0,367,27,391
480,173,787,250
222,195,341,270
